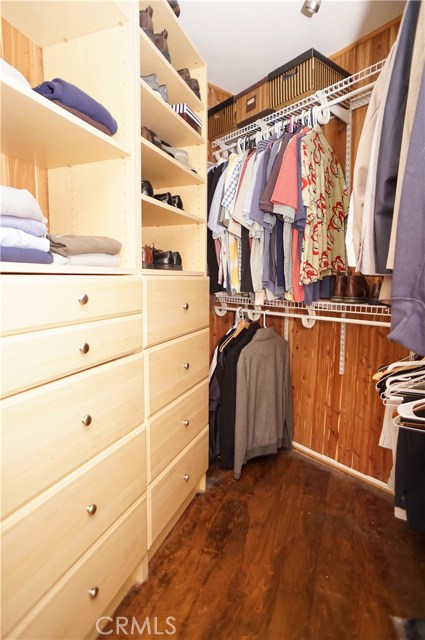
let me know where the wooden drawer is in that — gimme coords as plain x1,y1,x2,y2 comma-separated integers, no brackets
143,276,209,347
0,275,142,337
145,328,209,416
148,379,208,482
148,426,208,547
1,314,142,398
6,495,147,640
2,427,146,635
1,353,144,518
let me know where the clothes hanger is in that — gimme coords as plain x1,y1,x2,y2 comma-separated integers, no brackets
218,307,250,352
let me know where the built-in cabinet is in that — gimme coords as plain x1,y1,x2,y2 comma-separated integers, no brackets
0,1,209,637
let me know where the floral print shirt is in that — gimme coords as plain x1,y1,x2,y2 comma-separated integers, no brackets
300,126,349,285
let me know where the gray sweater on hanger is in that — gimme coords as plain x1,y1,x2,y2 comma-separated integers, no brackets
234,327,293,479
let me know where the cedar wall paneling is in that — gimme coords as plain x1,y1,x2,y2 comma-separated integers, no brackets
209,16,407,484
207,83,234,161
1,20,49,216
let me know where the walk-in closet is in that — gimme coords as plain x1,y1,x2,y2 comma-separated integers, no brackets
1,1,424,639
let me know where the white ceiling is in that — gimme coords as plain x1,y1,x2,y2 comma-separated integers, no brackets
178,0,406,95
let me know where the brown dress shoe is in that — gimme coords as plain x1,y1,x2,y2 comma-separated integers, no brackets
139,6,155,41
344,275,370,303
142,245,154,269
154,29,171,63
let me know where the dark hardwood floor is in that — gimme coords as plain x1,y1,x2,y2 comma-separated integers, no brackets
101,451,425,640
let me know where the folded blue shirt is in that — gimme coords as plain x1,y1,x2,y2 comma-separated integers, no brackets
33,78,118,135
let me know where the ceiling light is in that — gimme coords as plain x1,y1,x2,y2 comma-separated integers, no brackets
301,0,322,17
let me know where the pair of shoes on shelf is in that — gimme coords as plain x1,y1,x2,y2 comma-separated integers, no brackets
139,6,171,63
331,274,383,305
142,246,182,270
154,192,184,209
141,74,169,103
141,127,197,173
141,181,184,210
177,68,201,100
153,248,182,270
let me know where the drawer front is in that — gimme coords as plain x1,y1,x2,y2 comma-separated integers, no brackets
149,426,208,547
0,275,142,336
1,314,142,398
1,353,144,518
2,427,146,634
143,276,208,347
7,495,147,640
148,379,208,482
145,329,209,416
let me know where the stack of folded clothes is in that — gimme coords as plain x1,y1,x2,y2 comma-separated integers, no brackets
0,185,52,264
32,78,118,136
47,234,122,267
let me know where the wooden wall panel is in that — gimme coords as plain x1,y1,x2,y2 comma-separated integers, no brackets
1,20,48,215
208,16,405,483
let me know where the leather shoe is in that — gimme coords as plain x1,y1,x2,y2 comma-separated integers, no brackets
153,248,175,270
171,195,184,209
142,245,154,269
141,180,154,197
139,6,155,41
154,29,171,63
154,192,173,206
344,275,370,303
331,275,348,302
172,251,182,270
167,0,181,17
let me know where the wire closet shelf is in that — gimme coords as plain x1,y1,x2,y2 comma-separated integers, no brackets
212,59,386,147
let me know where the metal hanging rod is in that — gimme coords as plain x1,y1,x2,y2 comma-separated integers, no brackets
212,59,386,148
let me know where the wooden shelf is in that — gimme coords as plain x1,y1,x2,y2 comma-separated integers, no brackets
0,75,129,169
141,138,204,188
0,1,129,47
141,81,203,148
141,194,203,226
141,268,205,277
140,30,204,114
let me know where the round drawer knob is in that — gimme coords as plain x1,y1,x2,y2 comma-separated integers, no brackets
79,342,90,354
86,504,97,516
81,415,92,427
182,362,190,370
182,303,189,311
183,474,190,482
88,587,99,599
182,419,190,427
78,293,89,305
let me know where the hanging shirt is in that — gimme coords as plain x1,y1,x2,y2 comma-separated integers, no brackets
299,126,349,286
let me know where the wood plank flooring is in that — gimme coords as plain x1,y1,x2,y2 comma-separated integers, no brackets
101,451,425,640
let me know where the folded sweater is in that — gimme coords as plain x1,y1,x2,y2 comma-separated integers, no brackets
32,78,118,136
47,233,121,256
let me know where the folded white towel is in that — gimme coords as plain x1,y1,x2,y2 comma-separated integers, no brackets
0,227,50,252
0,185,47,223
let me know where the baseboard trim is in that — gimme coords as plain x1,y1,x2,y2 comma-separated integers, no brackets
292,442,393,495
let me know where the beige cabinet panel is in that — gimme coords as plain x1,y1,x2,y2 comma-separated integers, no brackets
143,276,209,347
2,427,146,634
148,379,208,482
0,276,142,336
1,353,144,518
145,329,209,416
7,495,147,640
148,426,208,547
1,314,142,398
